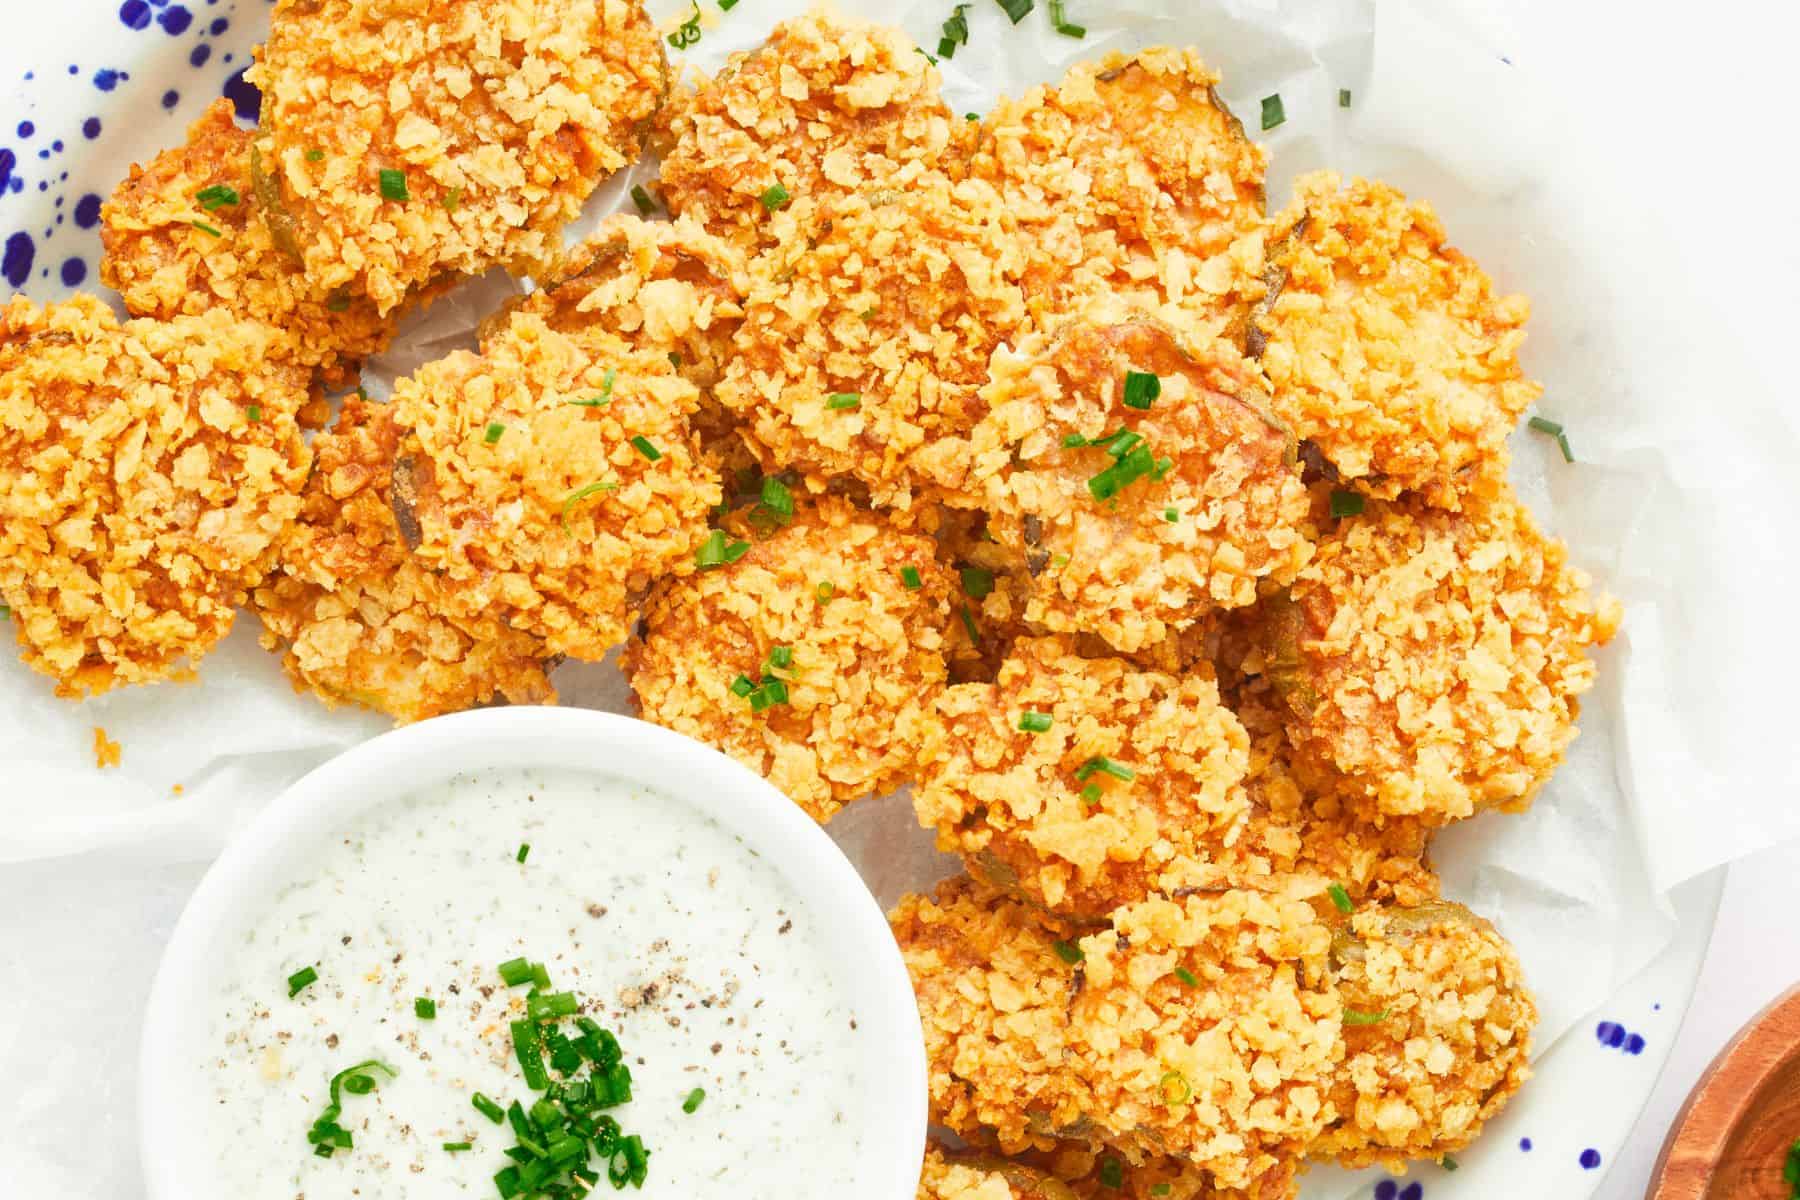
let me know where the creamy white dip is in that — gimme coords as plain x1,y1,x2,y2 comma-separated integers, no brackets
193,767,869,1197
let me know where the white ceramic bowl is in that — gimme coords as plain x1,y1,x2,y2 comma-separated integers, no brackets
139,707,926,1199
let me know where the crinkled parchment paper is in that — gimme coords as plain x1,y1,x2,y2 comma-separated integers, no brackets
4,1,1800,1196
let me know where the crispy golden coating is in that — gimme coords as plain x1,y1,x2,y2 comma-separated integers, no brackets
969,49,1269,341
660,9,957,252
249,0,666,313
0,296,311,696
624,495,950,822
970,319,1311,653
932,508,1040,684
1015,1139,1291,1200
250,394,556,723
389,308,719,661
1264,492,1621,823
911,636,1252,921
1313,902,1536,1171
1256,173,1539,508
718,162,1028,507
99,100,396,393
919,1144,1073,1200
894,877,1341,1192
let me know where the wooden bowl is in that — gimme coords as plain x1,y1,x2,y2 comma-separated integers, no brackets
1648,984,1800,1198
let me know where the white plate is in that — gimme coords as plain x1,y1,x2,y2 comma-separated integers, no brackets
0,5,1725,1200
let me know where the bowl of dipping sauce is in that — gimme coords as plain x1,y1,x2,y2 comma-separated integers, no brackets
139,708,926,1200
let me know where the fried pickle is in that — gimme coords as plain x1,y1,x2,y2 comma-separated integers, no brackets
624,495,950,823
0,296,311,696
250,394,556,723
970,318,1310,653
249,0,666,312
388,308,718,661
1255,173,1539,508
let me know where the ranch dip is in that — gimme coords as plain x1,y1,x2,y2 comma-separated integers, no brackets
191,767,870,1197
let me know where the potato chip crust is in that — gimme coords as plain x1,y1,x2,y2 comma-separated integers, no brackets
1256,172,1540,508
100,100,397,393
249,0,666,312
911,636,1252,921
624,494,950,823
1265,492,1621,823
390,308,719,662
0,295,311,696
971,319,1311,653
251,394,556,723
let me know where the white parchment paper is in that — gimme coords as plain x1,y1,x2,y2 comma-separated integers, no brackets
3,1,1799,1196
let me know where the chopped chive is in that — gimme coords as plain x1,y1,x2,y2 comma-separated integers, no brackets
484,421,506,445
960,566,994,599
516,843,530,864
1329,489,1364,518
0,605,10,619
630,184,658,215
668,1,702,49
1261,93,1286,131
1018,710,1052,733
815,581,835,604
900,566,922,590
681,1087,706,1113
1343,1008,1390,1026
1048,0,1084,36
758,183,790,211
1441,1156,1459,1172
759,476,793,520
569,368,619,407
958,605,980,644
190,220,223,237
442,186,463,213
287,966,319,997
1075,755,1135,782
498,957,535,987
695,529,751,570
559,479,618,527
472,1093,506,1124
1174,966,1201,988
511,1020,550,1090
1098,1156,1124,1189
1080,782,1103,805
1122,370,1161,410
1339,87,1352,108
196,184,240,210
1530,415,1575,462
729,674,756,698
415,996,437,1019
305,148,325,162
1051,940,1084,964
444,1141,472,1152
1327,883,1354,913
378,168,409,202
766,645,794,671
1151,1187,1172,1197
630,435,662,462
1062,433,1090,448
994,0,1033,23
1159,1070,1192,1105
938,3,970,59
1162,507,1178,522
826,392,861,411
719,0,739,9
247,405,262,423
325,292,352,312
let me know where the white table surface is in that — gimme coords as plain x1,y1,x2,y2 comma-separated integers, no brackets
1518,3,1800,1197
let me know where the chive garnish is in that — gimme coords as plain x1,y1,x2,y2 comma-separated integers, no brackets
287,966,318,997
668,1,702,49
560,479,619,528
1529,415,1575,462
719,0,739,9
1051,940,1083,964
766,645,794,671
1339,87,1352,107
444,1141,472,1152
190,220,223,237
1441,1156,1459,1172
442,186,463,213
958,605,980,644
1079,783,1102,805
1343,1008,1390,1026
1098,1156,1124,1189
1159,1070,1192,1104
960,567,994,599
695,529,751,570
305,148,325,162
826,392,861,411
415,996,437,1019
484,421,506,445
516,843,531,863
307,1060,395,1158
681,1088,706,1114
938,3,970,58
1327,883,1353,913
498,957,536,987
630,185,658,215
1018,710,1052,733
759,476,793,522
1075,755,1135,782
815,581,835,604
324,292,351,313
196,184,239,210
1083,427,1164,502
758,183,790,211
1151,1187,1172,1197
473,1093,506,1124
630,436,662,462
378,168,409,202
1329,489,1364,518
1162,507,1178,523
247,405,262,423
1261,94,1286,130
994,0,1032,23
900,566,922,590
569,368,619,407
1122,370,1160,410
1174,966,1200,988
1047,0,1084,36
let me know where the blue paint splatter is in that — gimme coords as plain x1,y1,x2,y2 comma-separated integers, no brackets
1579,1148,1602,1170
67,65,79,76
0,149,14,193
73,194,102,229
120,0,153,29
222,67,260,122
3,233,37,288
1653,1002,1662,1012
82,118,102,140
35,149,49,161
1595,1021,1647,1055
1626,1033,1645,1054
158,5,193,34
60,257,86,287
1519,1137,1533,1151
94,68,127,92
16,121,33,139
209,16,228,34
190,44,212,68
162,89,181,110
50,139,62,153
1398,1185,1422,1200
1374,1182,1397,1200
